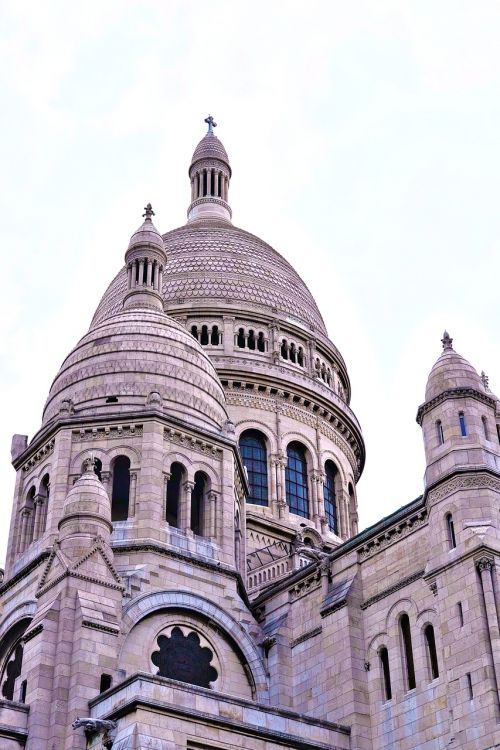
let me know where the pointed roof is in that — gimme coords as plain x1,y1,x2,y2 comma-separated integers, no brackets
425,331,485,402
128,203,164,251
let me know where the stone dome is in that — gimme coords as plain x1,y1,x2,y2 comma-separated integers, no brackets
191,132,230,170
425,333,485,402
43,307,228,433
91,223,328,335
60,466,111,531
128,207,164,252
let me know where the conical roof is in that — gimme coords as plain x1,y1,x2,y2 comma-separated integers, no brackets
191,133,230,171
425,332,485,402
128,203,164,251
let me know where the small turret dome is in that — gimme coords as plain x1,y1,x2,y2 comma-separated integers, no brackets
425,331,485,402
128,204,164,252
190,115,231,173
59,460,112,537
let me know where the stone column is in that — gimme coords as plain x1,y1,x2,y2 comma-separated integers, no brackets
127,263,133,288
269,455,278,510
33,496,44,541
208,491,217,540
162,472,170,521
215,171,219,197
476,556,500,697
180,481,194,533
128,472,137,517
146,260,153,287
17,509,29,553
138,259,145,285
278,456,288,520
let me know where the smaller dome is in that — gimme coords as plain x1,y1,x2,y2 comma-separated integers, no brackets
191,132,230,170
128,204,164,252
59,465,111,531
425,332,485,402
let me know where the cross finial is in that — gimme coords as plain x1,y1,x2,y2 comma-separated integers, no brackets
441,330,453,351
481,371,490,390
204,114,217,134
142,203,155,220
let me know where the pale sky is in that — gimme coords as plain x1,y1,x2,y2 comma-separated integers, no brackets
1,0,499,566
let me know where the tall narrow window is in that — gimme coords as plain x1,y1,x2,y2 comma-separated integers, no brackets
210,325,220,345
323,461,338,533
446,513,457,549
379,647,392,700
286,442,309,518
111,456,130,521
290,343,297,363
424,624,439,680
466,672,473,700
166,463,183,527
400,614,416,690
191,325,199,341
92,459,102,482
191,472,206,535
436,420,444,445
457,601,464,627
200,325,209,346
297,347,304,366
459,412,467,437
247,330,256,350
239,430,268,506
237,328,245,348
280,339,288,360
482,416,489,440
257,332,266,352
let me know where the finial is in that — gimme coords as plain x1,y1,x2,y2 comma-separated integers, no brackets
83,453,96,474
441,331,453,351
204,114,217,134
481,371,490,390
142,203,155,221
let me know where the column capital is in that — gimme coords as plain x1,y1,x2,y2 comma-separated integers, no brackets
476,555,494,572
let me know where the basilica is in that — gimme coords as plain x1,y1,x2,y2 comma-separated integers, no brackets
1,118,499,750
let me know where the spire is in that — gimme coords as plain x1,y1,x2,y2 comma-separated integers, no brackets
187,116,232,224
441,330,453,351
123,204,167,312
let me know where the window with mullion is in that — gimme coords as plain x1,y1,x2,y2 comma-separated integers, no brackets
240,431,268,506
323,461,337,533
286,442,309,518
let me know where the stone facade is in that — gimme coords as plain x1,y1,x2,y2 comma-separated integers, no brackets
1,125,499,750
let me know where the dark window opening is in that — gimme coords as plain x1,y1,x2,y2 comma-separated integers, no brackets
247,330,256,350
297,347,304,366
200,325,209,346
240,430,268,506
257,332,266,352
281,339,288,360
482,416,489,440
135,260,140,283
380,647,392,700
497,424,500,445
459,412,467,437
191,472,206,535
210,325,220,345
424,624,439,680
92,458,102,482
1,643,23,701
111,456,130,521
106,396,119,403
286,442,309,518
400,614,416,690
151,626,218,688
466,672,473,700
166,462,183,527
20,679,27,703
237,328,245,348
99,673,112,693
203,170,208,197
323,461,338,533
457,601,464,626
191,325,199,341
446,513,456,549
436,420,444,445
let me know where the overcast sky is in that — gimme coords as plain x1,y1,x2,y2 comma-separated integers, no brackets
1,0,499,565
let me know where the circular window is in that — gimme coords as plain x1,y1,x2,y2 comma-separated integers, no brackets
151,624,220,689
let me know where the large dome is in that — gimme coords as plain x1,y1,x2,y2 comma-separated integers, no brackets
43,307,228,432
91,223,327,334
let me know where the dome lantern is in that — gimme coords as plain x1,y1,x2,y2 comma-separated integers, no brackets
187,115,232,225
123,204,167,312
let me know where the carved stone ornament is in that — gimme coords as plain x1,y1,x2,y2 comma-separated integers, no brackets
475,555,494,573
72,718,117,749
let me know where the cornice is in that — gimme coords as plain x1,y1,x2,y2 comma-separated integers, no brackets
426,470,500,505
416,387,496,424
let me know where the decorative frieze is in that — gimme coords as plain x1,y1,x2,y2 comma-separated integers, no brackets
358,510,427,560
290,626,322,648
164,427,221,457
21,438,55,472
72,424,143,443
427,473,500,505
289,568,321,600
361,569,426,609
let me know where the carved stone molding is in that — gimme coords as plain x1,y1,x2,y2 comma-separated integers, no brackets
358,511,427,561
21,438,55,473
72,424,143,443
417,387,496,424
428,473,500,505
164,427,222,457
290,568,321,600
475,555,494,573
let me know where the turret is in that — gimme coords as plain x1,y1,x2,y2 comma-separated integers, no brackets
123,203,166,311
417,331,500,487
187,115,232,224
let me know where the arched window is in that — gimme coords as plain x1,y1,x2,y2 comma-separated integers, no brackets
400,614,416,690
459,412,467,437
297,347,304,366
35,473,51,538
200,325,209,346
436,420,444,445
237,328,245,348
191,472,206,535
93,458,103,481
379,646,392,700
239,430,268,506
0,620,30,703
247,330,256,350
210,325,220,346
280,339,288,360
285,442,309,518
446,512,457,549
482,416,489,440
257,332,266,352
166,463,183,527
290,343,296,363
111,456,130,521
191,325,199,341
323,461,337,533
424,624,439,680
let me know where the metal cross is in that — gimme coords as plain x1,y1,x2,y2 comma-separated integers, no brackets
441,330,453,350
143,203,155,220
204,115,217,134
